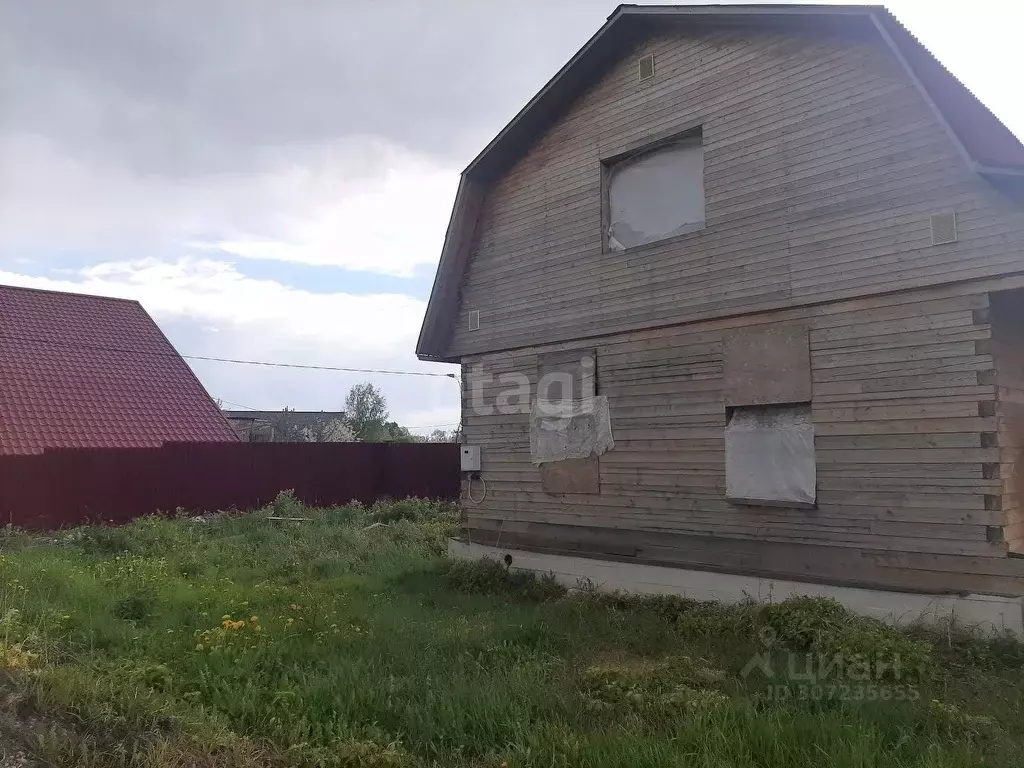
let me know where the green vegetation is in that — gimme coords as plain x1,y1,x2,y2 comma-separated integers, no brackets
0,494,1022,767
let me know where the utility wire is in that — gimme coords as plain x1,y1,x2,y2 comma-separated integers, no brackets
185,354,456,378
0,331,457,379
216,398,261,411
1,331,462,427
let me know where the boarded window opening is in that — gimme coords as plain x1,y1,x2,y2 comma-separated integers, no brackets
533,348,609,494
723,325,811,408
606,137,705,251
540,455,600,495
725,403,816,507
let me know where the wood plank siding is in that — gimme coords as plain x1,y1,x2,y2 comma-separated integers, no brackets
461,280,1024,595
447,22,1024,595
446,27,1024,359
990,289,1024,554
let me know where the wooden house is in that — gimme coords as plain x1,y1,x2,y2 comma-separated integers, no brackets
417,4,1024,626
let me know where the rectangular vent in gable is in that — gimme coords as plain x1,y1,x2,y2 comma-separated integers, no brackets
638,54,655,82
930,212,958,245
468,309,480,331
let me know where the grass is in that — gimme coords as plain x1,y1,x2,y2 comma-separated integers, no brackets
0,492,1021,767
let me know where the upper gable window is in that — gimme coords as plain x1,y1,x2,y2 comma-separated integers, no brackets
606,136,705,251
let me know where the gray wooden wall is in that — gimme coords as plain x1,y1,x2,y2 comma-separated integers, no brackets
461,278,1024,595
991,289,1024,554
447,27,1024,359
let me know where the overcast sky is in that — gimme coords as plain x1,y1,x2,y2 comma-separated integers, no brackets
1,0,1021,435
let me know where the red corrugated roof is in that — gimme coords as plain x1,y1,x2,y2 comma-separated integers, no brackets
0,284,238,455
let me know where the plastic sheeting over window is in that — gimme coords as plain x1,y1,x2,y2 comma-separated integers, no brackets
725,404,816,507
607,140,705,251
530,396,614,466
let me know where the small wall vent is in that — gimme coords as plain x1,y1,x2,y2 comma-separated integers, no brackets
638,54,655,82
468,309,480,331
930,212,958,245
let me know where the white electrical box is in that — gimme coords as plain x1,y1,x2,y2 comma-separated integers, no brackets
460,445,482,472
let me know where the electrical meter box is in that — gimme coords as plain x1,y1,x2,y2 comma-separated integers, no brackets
460,445,482,472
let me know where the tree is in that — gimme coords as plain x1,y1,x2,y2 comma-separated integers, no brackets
426,428,460,443
344,382,390,441
267,408,354,443
383,421,420,443
299,416,355,443
267,407,307,442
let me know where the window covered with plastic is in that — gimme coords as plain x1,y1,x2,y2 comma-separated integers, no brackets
607,139,705,251
725,404,816,507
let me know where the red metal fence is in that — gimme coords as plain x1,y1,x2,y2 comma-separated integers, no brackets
0,442,460,529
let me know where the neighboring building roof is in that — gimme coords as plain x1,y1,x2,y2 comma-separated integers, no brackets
223,410,349,442
0,284,238,455
417,3,1024,362
223,410,347,423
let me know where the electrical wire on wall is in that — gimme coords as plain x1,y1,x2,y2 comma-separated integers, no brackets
453,368,486,504
465,473,487,505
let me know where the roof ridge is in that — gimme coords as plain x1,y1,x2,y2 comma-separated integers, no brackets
0,282,141,306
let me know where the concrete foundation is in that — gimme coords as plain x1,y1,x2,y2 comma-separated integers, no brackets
449,539,1024,638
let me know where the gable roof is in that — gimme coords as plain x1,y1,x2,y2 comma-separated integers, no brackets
0,284,238,454
417,3,1024,362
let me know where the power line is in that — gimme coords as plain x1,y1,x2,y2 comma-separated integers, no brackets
216,398,261,411
0,331,458,379
185,353,456,378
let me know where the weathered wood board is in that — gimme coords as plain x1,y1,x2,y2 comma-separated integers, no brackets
446,28,1024,359
540,456,601,495
723,325,811,406
460,281,1024,595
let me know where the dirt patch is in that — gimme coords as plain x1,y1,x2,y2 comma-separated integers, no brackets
0,718,32,768
0,674,38,768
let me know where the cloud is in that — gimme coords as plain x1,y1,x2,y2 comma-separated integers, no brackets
0,0,606,174
0,259,461,432
193,154,458,276
0,134,457,276
0,0,1018,437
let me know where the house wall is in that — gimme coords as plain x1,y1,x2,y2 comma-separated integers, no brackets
447,26,1024,359
990,289,1024,553
461,279,1024,596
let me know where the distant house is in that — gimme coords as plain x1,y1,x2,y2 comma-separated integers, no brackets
0,284,238,454
420,5,1024,627
222,411,350,442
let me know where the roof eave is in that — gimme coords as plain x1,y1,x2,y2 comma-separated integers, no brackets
416,174,483,363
